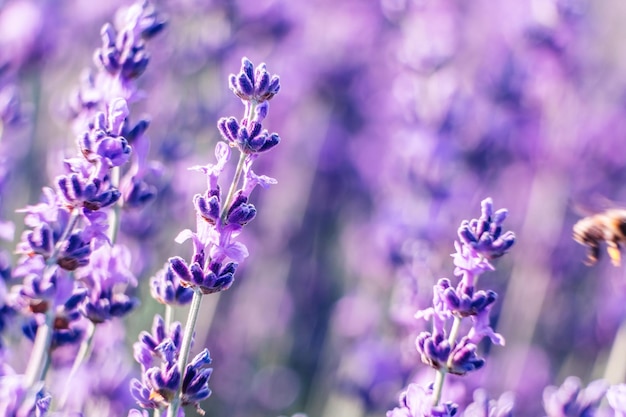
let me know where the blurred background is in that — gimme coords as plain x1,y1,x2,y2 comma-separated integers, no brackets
2,0,626,416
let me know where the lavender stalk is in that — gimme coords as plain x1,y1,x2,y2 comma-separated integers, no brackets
388,198,515,416
132,57,282,417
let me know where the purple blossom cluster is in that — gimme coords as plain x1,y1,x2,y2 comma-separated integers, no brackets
128,56,282,416
387,198,513,416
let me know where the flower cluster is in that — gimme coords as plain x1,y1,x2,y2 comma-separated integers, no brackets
389,198,515,415
0,1,165,412
132,57,282,416
130,315,212,414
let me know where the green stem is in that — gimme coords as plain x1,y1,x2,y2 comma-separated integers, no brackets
107,166,122,243
431,316,463,407
25,209,82,387
431,369,446,407
58,321,97,408
24,308,54,387
167,288,203,417
220,151,247,223
164,304,173,330
446,316,463,349
219,99,257,222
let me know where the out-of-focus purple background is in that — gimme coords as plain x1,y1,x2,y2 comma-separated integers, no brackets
3,0,626,416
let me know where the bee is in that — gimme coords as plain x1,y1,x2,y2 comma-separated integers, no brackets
573,209,626,267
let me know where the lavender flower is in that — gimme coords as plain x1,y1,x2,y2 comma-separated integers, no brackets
69,0,166,130
463,389,514,417
229,57,281,103
543,377,608,417
133,315,183,371
387,383,458,417
131,318,212,413
75,244,138,323
457,198,515,261
150,263,194,306
0,376,51,417
402,198,515,413
607,384,626,417
168,58,281,296
135,57,282,417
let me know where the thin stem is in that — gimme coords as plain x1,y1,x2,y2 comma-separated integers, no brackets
219,98,257,222
58,321,97,408
447,316,463,348
220,151,247,223
167,288,203,417
48,209,82,265
164,304,173,330
431,316,463,407
107,166,122,244
25,209,82,387
431,369,446,407
24,308,54,386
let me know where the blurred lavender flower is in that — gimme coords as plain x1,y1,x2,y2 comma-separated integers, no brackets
387,383,458,417
69,0,166,131
608,384,626,417
75,244,138,323
543,377,608,417
399,198,515,414
463,389,514,417
0,376,51,417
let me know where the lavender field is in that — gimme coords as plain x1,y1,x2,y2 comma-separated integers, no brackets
2,0,626,416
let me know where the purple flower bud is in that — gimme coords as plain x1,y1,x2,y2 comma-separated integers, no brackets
229,57,281,102
56,174,121,211
456,198,515,261
130,378,161,409
95,23,119,73
449,282,497,318
226,192,256,226
150,264,194,306
193,193,220,225
169,256,192,282
57,233,91,271
481,198,494,219
121,177,156,209
124,118,150,143
81,289,139,324
253,101,270,123
23,311,84,349
448,337,484,375
95,135,132,167
134,315,183,370
416,331,450,371
217,116,239,143
25,223,55,258
168,256,237,295
182,349,213,408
